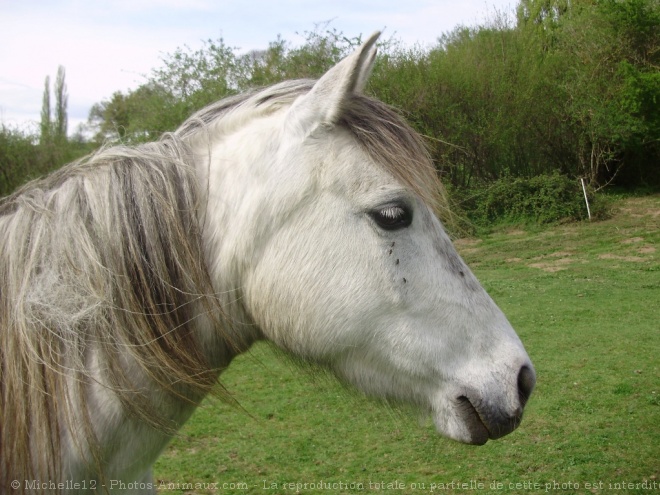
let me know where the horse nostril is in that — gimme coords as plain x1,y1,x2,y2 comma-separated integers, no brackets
517,365,536,409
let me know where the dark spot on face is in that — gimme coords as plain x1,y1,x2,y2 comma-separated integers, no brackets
395,259,399,265
388,249,393,255
403,278,407,283
422,205,480,291
391,241,395,247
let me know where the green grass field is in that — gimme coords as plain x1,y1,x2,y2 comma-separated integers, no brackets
154,195,659,495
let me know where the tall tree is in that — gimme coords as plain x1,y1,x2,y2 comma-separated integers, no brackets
54,65,68,141
40,76,51,144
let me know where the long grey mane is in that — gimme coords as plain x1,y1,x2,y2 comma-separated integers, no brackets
0,136,225,484
0,78,443,486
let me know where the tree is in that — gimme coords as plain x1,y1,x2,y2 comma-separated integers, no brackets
39,66,68,145
517,0,570,27
40,76,51,145
88,91,132,141
54,65,68,142
550,0,660,187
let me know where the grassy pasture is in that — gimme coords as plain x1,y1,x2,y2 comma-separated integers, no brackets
154,195,659,494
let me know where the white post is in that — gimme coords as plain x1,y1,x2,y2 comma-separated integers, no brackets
580,178,591,220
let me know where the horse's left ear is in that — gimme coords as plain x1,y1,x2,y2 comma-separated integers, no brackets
287,31,380,135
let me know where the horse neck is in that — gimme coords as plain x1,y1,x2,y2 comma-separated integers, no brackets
185,116,291,356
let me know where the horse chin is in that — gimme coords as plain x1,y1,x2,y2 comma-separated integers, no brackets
449,397,491,445
432,394,524,446
433,408,489,446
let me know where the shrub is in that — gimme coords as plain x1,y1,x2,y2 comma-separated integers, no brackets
454,173,608,227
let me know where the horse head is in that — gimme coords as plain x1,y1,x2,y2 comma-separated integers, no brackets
197,32,535,445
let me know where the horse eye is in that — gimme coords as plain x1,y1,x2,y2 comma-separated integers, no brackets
370,204,413,230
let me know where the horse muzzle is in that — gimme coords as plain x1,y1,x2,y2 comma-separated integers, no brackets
437,363,536,445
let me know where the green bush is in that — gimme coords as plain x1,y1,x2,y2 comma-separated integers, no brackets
0,125,39,196
453,173,609,227
0,125,94,197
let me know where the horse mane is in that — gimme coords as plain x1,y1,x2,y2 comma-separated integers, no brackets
0,79,445,485
0,135,226,484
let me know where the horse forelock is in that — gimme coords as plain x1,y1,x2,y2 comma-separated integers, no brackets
338,95,446,215
177,80,446,215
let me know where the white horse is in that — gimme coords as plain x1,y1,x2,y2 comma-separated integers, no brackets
0,32,535,493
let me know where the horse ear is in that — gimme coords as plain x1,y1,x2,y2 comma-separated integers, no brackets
287,31,380,134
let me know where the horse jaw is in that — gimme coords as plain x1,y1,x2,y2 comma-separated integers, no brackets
330,308,536,446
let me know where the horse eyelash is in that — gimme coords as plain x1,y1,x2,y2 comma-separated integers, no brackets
370,203,413,231
380,205,405,219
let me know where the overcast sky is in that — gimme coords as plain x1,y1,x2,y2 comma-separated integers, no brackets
0,0,515,134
